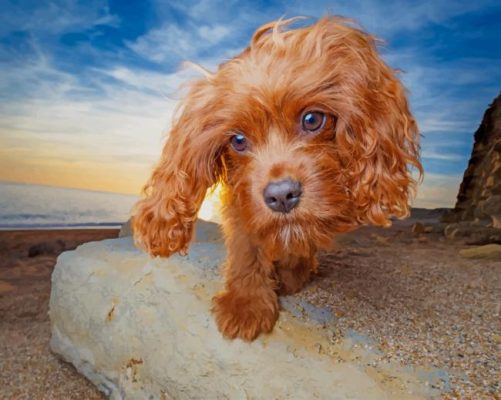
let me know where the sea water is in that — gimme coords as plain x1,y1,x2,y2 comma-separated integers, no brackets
0,181,138,229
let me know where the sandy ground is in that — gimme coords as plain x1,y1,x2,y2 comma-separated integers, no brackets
0,229,117,400
301,216,500,399
0,218,499,399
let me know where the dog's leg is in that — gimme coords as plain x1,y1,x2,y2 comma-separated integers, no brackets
276,255,317,295
212,233,279,341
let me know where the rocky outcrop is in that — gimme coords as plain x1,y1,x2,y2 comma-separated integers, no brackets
443,221,501,244
446,93,501,227
49,222,444,399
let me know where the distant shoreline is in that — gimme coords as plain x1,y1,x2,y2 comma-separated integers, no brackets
0,181,137,230
0,222,124,231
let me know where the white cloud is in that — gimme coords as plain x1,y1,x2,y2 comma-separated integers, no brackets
128,24,196,63
282,0,499,38
198,25,231,44
0,0,120,36
127,22,232,63
0,47,186,193
96,66,200,100
381,50,500,144
421,151,464,162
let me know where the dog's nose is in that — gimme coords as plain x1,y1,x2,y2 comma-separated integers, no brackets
263,179,302,213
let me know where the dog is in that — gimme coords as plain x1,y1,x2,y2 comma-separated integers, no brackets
133,16,422,341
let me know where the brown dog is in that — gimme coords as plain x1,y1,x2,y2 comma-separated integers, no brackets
133,16,422,341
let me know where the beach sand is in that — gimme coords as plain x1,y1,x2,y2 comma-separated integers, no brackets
0,229,117,399
0,221,499,399
301,219,500,399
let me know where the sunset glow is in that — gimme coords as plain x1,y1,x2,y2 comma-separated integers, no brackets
1,1,500,208
198,185,222,223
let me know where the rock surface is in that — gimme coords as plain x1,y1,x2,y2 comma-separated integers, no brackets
443,221,501,244
459,244,501,260
118,219,132,238
49,224,441,400
446,93,501,226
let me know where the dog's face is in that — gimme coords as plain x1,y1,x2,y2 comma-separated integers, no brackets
133,17,422,257
219,70,355,253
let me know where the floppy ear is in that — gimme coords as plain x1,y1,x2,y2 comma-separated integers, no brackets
133,79,223,257
323,19,423,226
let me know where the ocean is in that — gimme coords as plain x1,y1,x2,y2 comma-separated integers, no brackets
0,181,138,229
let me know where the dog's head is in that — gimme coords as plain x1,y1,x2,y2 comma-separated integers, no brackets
134,16,422,256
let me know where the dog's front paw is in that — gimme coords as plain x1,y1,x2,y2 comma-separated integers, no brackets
212,290,279,341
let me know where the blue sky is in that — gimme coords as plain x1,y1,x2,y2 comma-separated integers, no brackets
0,0,500,207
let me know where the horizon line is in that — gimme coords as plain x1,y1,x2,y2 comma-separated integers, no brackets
0,178,140,197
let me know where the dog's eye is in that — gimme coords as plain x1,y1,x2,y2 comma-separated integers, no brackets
302,111,326,133
230,133,248,152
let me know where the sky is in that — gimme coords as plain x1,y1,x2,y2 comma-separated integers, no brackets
0,0,500,208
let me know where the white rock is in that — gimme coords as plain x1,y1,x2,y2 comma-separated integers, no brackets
49,230,437,399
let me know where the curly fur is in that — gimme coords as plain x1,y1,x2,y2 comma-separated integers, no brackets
133,16,422,341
